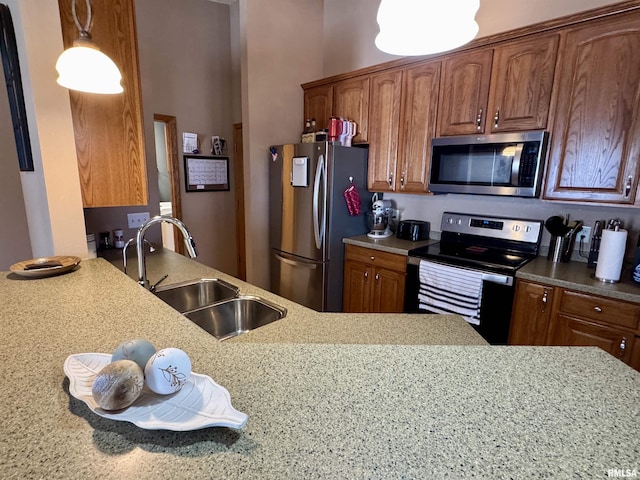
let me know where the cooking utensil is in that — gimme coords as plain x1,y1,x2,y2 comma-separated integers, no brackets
544,215,570,236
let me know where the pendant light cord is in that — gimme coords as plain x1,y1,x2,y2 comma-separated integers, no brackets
71,0,92,36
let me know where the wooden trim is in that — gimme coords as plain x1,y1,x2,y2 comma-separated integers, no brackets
302,0,640,89
233,123,246,281
154,114,184,255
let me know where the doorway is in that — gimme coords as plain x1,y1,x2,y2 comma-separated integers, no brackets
154,114,184,255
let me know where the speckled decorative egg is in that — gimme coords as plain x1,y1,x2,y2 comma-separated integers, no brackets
92,359,144,410
112,338,157,371
144,347,192,395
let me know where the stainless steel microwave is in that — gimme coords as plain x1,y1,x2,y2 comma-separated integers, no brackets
429,131,548,197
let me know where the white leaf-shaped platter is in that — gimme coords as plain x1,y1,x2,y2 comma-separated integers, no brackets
64,353,248,431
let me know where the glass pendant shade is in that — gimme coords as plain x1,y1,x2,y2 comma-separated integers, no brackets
375,0,480,56
56,38,123,94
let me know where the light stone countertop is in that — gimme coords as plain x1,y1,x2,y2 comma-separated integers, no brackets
518,256,640,304
343,234,436,255
1,252,639,479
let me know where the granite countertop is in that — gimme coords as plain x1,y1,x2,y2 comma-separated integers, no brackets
343,234,436,255
518,256,640,304
1,252,639,479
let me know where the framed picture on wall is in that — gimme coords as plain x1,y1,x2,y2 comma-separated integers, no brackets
184,155,230,192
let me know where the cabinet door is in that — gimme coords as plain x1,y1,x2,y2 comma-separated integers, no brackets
372,268,406,313
630,337,640,372
508,280,554,345
59,0,147,207
367,70,402,192
334,77,370,143
550,314,634,363
397,62,441,193
487,34,559,132
304,84,333,132
343,260,371,313
437,49,493,136
544,13,640,203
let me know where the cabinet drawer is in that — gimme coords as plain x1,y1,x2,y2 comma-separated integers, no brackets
344,244,406,273
559,290,640,330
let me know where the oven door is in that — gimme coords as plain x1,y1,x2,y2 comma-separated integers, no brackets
404,257,516,345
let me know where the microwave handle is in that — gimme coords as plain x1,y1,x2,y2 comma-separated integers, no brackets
511,143,525,185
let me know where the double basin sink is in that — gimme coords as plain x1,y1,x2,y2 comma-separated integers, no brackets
154,278,287,340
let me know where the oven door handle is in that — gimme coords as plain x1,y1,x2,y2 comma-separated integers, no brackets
406,257,513,286
481,273,513,286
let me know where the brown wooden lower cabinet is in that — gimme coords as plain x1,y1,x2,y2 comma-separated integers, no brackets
630,337,640,371
509,278,640,371
509,280,555,345
343,244,406,313
548,314,635,364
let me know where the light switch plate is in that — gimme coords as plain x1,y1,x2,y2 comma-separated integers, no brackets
127,212,150,228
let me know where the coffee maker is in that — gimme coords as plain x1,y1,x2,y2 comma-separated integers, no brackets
367,199,393,238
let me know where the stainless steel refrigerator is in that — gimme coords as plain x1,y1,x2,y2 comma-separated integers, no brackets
269,142,370,312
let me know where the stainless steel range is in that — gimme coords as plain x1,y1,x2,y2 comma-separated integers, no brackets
405,212,544,344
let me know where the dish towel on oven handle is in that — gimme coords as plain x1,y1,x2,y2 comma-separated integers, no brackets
417,260,483,326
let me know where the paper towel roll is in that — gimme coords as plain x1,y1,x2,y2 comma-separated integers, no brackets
595,229,628,282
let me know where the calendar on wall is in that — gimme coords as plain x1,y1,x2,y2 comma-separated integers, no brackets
184,155,230,192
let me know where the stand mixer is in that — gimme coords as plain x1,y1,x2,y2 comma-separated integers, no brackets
367,199,393,238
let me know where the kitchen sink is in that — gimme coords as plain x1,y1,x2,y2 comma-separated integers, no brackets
185,295,287,341
154,278,240,313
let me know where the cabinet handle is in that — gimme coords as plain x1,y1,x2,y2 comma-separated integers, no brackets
370,256,375,261
619,337,627,357
375,272,380,281
400,172,405,189
594,306,602,313
476,108,483,131
624,176,632,198
387,173,394,189
364,270,368,281
494,108,500,128
542,290,548,304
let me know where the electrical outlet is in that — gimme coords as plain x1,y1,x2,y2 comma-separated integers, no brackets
127,212,150,229
579,226,592,244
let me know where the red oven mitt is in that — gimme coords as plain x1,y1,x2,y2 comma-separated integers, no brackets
343,179,362,216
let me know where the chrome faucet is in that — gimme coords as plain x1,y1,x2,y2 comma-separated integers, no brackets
122,238,155,274
136,215,198,289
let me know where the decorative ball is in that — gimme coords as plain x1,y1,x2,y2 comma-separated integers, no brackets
91,359,144,410
112,338,157,371
144,347,192,395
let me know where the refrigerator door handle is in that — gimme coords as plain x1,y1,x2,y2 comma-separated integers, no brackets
313,154,325,249
274,252,318,269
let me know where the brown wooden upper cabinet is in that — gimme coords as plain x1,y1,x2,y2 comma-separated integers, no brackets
437,34,558,136
58,0,147,207
544,12,640,204
333,77,370,143
368,62,440,193
303,84,333,135
303,77,369,143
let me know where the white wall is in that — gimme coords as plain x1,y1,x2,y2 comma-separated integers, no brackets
239,0,324,288
5,0,87,260
0,52,31,269
322,0,625,77
320,0,640,255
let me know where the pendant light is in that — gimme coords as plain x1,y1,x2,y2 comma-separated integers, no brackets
375,0,480,56
55,0,123,94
